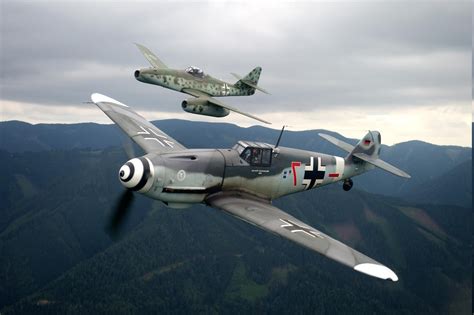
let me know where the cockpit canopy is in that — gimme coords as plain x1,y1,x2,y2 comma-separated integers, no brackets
233,141,273,166
185,66,204,78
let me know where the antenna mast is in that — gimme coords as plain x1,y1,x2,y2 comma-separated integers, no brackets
275,125,287,148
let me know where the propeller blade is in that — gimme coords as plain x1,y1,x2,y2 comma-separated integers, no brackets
122,137,136,159
107,189,135,237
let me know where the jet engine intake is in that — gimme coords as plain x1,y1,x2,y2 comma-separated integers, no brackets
119,157,155,193
181,98,230,117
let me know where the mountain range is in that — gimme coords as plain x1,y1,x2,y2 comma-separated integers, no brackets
0,120,471,314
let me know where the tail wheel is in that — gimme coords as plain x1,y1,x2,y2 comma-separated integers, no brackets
343,178,353,191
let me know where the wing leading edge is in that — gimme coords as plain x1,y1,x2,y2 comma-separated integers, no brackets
135,43,168,69
182,88,271,125
91,93,186,154
207,192,398,281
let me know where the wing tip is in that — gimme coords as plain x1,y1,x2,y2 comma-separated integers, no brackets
91,93,128,107
354,263,399,282
134,42,145,49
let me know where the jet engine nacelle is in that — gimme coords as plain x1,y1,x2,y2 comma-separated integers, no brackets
181,98,230,118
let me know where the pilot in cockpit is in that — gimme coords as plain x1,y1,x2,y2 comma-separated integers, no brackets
185,66,204,78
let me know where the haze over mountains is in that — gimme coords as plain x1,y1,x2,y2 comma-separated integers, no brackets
0,120,471,314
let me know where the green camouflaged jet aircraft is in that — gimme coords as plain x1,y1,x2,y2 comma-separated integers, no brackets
91,93,411,281
134,43,270,124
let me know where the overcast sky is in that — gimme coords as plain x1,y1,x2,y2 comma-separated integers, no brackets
1,1,472,146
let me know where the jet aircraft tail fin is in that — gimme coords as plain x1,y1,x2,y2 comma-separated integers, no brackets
231,67,270,94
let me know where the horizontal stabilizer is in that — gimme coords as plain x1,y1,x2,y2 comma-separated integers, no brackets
353,153,411,178
319,133,355,153
231,72,270,94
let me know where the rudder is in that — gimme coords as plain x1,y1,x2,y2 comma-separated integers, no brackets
349,130,381,159
348,131,410,178
238,67,262,85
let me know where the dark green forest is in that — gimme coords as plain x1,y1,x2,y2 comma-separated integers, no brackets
0,121,471,314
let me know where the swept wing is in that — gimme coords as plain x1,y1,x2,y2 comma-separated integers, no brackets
135,43,168,69
207,192,398,281
91,93,185,154
182,88,271,125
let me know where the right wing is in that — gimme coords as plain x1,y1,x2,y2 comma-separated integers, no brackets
135,43,168,69
182,88,271,125
91,93,185,154
207,192,398,281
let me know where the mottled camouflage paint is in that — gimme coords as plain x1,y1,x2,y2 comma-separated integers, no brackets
135,67,258,97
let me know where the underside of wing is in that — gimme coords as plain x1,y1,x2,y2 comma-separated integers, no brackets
182,88,271,125
206,192,398,281
91,93,185,154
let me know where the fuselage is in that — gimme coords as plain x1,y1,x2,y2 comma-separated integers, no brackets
134,68,255,97
125,143,372,209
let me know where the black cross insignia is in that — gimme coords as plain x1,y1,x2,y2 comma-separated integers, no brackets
302,156,325,190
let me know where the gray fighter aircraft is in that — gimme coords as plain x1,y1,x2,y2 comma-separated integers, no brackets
91,93,410,281
134,43,270,124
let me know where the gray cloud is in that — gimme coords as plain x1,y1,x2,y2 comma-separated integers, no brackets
1,1,471,115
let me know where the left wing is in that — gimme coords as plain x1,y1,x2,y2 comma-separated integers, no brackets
135,43,168,69
207,192,398,281
91,93,185,154
182,88,271,125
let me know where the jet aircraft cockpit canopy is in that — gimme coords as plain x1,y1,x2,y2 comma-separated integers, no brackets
233,141,273,166
185,66,204,78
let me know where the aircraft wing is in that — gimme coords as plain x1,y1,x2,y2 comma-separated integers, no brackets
91,93,186,154
182,88,271,124
135,43,168,69
206,192,398,281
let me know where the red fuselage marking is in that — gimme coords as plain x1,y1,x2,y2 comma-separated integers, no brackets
329,173,339,178
291,162,301,186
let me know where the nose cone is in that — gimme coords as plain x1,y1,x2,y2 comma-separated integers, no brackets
119,157,154,193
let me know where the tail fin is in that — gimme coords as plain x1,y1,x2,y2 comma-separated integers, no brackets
231,67,270,94
350,130,382,159
241,67,262,84
348,131,410,178
320,131,410,178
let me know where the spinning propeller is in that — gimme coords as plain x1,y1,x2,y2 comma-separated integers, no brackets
107,140,154,237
